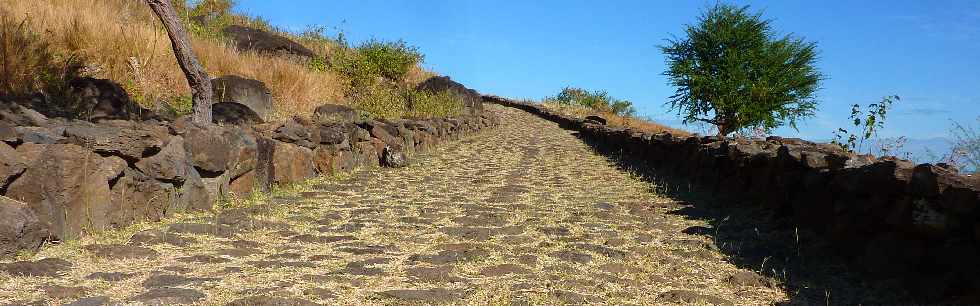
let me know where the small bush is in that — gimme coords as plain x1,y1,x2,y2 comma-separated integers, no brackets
333,39,424,88
348,84,405,120
832,95,900,154
544,87,635,117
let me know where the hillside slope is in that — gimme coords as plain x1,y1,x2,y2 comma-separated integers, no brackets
1,0,436,119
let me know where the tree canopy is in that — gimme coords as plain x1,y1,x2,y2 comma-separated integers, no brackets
661,3,824,136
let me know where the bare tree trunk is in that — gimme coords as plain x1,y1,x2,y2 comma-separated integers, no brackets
146,0,212,125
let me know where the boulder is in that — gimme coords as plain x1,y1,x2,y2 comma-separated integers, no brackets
14,142,46,167
0,196,48,258
361,120,401,148
135,136,194,183
176,167,213,212
585,115,607,125
315,124,351,146
0,142,26,189
212,102,264,125
312,146,355,175
271,142,316,185
107,168,173,228
0,102,50,126
211,75,275,120
15,126,65,144
313,104,358,124
223,25,316,59
0,121,16,143
65,77,156,122
353,141,380,169
415,76,482,114
229,170,256,196
273,119,313,148
381,145,407,168
64,121,168,161
183,126,257,178
5,144,117,240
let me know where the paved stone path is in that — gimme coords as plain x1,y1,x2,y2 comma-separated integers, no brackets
0,105,788,305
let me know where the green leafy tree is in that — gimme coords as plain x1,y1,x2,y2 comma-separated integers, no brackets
661,3,824,136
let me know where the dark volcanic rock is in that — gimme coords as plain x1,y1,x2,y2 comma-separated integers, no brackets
129,287,205,305
135,136,195,182
143,274,218,288
381,145,407,168
108,168,177,228
378,288,462,303
212,75,275,120
416,76,482,114
313,104,358,124
86,271,138,281
63,121,168,161
0,258,72,277
83,244,159,259
168,223,235,238
65,296,111,306
41,284,89,299
212,102,264,125
658,290,733,305
0,142,26,189
226,295,319,306
65,77,156,122
15,126,64,144
5,144,117,240
271,141,316,185
183,125,257,178
406,266,467,283
223,25,316,59
0,196,48,258
584,115,607,125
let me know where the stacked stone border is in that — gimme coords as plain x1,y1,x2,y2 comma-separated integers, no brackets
0,101,497,258
487,95,980,299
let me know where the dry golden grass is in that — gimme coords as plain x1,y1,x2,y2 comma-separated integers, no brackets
541,101,691,136
3,0,428,119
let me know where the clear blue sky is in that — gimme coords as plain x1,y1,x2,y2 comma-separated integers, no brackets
236,0,979,142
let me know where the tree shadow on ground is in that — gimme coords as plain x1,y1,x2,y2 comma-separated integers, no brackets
571,131,932,306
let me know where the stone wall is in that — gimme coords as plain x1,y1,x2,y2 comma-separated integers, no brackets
487,95,980,298
0,100,496,258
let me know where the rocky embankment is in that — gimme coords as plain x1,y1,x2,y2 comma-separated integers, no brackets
0,77,495,259
488,96,980,301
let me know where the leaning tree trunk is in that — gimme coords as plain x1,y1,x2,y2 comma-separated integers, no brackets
146,0,213,125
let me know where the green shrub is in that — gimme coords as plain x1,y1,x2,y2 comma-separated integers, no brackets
357,39,423,81
544,87,635,117
348,84,405,120
332,39,423,88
